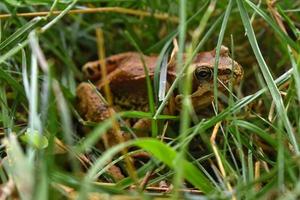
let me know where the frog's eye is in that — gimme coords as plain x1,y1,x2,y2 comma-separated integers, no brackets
194,67,212,81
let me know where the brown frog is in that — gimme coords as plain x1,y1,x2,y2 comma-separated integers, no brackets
76,46,243,145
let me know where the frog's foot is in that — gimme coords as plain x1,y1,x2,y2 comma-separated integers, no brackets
133,118,151,137
106,164,125,182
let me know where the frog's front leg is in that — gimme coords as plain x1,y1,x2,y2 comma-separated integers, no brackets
76,82,125,148
76,82,127,181
132,118,152,137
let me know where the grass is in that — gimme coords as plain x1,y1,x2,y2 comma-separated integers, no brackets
0,0,300,199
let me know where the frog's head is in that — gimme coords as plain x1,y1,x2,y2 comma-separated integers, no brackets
175,46,243,110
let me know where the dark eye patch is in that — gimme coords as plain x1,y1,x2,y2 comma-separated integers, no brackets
194,67,212,81
225,69,232,75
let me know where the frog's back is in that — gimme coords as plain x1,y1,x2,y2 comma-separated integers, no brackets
98,53,158,95
109,53,158,81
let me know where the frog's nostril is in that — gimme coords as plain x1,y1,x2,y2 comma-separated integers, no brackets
86,66,95,77
233,64,243,80
175,95,183,105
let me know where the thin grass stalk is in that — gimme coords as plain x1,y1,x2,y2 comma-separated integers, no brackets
41,0,79,32
210,122,236,199
47,0,60,18
172,0,188,198
191,0,216,44
0,7,178,23
213,0,232,112
21,48,30,99
0,84,10,135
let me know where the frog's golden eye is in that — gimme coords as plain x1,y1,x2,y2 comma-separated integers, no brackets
194,67,212,81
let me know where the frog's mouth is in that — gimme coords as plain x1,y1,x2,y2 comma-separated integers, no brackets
175,91,214,110
191,91,214,109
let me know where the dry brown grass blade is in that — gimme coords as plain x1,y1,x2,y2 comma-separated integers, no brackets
0,7,179,23
210,122,236,200
95,28,138,184
56,183,203,199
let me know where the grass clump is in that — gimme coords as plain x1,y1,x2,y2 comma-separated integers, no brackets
0,0,300,199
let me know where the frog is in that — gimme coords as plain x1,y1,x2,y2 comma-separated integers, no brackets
76,45,243,146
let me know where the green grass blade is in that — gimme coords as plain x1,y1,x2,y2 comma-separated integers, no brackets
0,65,26,102
77,110,178,153
134,139,215,193
21,48,30,99
120,111,178,120
41,0,79,32
0,17,42,50
79,139,214,197
0,39,29,65
173,0,188,197
244,0,300,52
0,84,11,133
145,1,209,53
213,0,232,112
246,1,300,103
233,120,277,147
236,0,299,155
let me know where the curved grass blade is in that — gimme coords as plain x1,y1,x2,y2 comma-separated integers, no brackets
78,138,214,199
244,0,300,52
0,17,42,50
233,120,277,147
76,117,114,152
77,142,130,200
77,110,178,153
134,139,215,193
120,111,178,120
155,40,173,101
41,0,79,32
247,0,300,103
0,65,26,102
0,39,28,65
236,0,299,155
52,171,124,195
